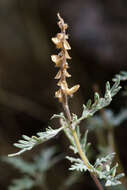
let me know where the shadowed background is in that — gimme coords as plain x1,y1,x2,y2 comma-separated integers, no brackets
0,0,127,189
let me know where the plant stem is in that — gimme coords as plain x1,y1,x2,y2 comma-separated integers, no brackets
55,15,104,190
90,173,104,190
71,128,104,190
62,97,104,190
71,129,91,169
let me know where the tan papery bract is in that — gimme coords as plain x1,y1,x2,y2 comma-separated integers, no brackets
51,13,80,102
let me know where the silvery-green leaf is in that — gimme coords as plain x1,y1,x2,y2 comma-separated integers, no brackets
105,179,121,187
78,78,121,123
1,157,36,175
113,71,127,82
66,156,88,172
8,126,64,157
50,112,65,120
8,176,35,190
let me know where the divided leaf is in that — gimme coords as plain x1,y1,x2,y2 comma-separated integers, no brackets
1,157,36,175
51,112,65,120
66,128,124,187
66,156,88,172
87,109,127,130
34,146,62,172
113,71,127,82
78,78,121,122
64,123,90,155
8,177,35,190
94,153,125,186
8,126,64,157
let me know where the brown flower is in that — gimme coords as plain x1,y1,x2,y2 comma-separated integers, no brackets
55,89,63,102
55,70,62,79
66,85,80,97
63,39,71,50
52,13,80,103
51,37,62,49
65,50,71,59
51,55,63,67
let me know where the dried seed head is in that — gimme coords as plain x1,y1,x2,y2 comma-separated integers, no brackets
51,13,80,103
63,69,71,78
63,39,71,50
65,50,71,59
55,70,61,79
57,13,68,31
55,89,63,102
51,37,62,49
51,55,63,67
66,85,80,97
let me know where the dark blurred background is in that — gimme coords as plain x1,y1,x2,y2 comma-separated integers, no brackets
0,0,127,189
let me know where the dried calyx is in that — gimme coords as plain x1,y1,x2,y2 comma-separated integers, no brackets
51,13,80,102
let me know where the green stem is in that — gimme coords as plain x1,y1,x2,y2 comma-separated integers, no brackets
71,129,91,169
62,97,104,190
71,128,104,190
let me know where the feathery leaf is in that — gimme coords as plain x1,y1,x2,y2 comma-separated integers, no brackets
8,126,64,157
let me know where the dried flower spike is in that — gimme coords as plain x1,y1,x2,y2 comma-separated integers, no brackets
51,13,80,102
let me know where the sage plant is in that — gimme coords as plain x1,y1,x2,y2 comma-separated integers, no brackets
8,14,124,190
